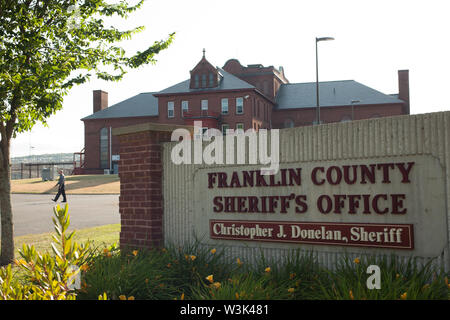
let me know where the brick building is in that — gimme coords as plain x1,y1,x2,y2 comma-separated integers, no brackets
80,54,410,174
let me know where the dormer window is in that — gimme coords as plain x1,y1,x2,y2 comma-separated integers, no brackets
201,74,207,87
194,75,199,88
189,52,219,89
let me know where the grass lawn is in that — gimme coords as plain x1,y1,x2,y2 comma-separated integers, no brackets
13,223,120,258
11,174,120,194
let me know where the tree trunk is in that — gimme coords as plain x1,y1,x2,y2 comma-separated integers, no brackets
0,137,13,266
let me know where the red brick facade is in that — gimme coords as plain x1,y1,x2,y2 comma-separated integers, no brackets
81,56,409,173
222,59,289,99
83,116,158,174
154,90,272,130
271,103,404,128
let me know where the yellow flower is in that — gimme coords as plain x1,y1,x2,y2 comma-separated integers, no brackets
80,264,89,272
184,254,189,260
237,258,243,266
235,292,239,299
15,259,26,266
353,257,360,264
161,248,167,253
167,263,172,268
107,252,112,258
190,255,196,261
349,290,354,300
103,248,109,254
400,292,407,300
289,272,296,280
212,282,221,289
132,250,138,256
445,277,448,286
145,278,149,284
396,273,400,279
210,248,217,254
180,293,185,300
206,275,214,283
288,288,295,293
119,295,127,300
128,296,135,300
265,267,271,273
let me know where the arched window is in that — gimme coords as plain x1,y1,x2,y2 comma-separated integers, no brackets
100,128,109,169
284,119,294,128
209,73,214,87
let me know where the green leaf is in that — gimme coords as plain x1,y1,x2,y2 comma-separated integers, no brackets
51,243,62,260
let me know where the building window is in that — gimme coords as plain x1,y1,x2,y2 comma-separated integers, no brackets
263,80,269,95
341,115,351,122
201,99,208,111
284,119,294,128
236,123,244,131
209,73,214,87
201,74,207,87
168,101,175,118
222,124,230,135
221,98,228,114
194,75,199,88
236,97,244,114
100,127,109,169
181,100,189,115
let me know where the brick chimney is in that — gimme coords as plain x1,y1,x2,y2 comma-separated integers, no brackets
398,70,410,115
93,90,108,113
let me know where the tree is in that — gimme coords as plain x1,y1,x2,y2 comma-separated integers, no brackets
0,0,174,265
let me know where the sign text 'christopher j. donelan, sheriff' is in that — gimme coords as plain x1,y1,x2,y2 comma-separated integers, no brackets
207,162,415,249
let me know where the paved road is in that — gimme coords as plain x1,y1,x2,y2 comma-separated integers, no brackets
1,194,120,236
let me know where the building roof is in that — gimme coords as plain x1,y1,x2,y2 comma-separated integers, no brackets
82,77,404,121
82,92,158,120
156,68,255,95
275,80,404,110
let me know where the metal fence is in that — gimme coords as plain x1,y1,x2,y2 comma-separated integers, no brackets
11,162,74,180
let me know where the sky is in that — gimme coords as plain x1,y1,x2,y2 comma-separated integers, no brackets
10,0,450,157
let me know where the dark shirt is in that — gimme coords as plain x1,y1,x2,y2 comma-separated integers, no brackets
57,173,65,187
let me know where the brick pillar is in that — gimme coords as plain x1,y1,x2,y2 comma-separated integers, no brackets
113,123,191,250
115,128,171,249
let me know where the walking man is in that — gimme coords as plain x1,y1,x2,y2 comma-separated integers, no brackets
52,169,67,203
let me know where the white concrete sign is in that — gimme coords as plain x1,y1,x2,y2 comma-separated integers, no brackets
193,155,447,257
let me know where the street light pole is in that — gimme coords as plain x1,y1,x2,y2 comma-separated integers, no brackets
315,37,335,125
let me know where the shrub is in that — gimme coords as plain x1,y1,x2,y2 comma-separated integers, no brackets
0,204,91,300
